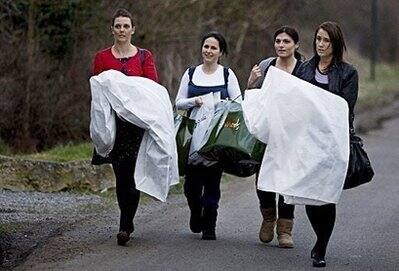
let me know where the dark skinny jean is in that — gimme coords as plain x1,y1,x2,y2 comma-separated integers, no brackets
111,116,145,233
255,171,295,219
184,163,224,210
306,204,336,257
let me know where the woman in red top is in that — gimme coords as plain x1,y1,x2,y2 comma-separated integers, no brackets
91,8,158,246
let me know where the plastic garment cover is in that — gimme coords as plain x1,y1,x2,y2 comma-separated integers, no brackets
199,101,265,177
90,70,179,202
187,93,216,165
242,66,349,205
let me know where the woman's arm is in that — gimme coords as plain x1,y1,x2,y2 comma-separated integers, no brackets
142,50,159,83
175,69,197,110
341,68,359,114
227,68,242,102
92,52,104,76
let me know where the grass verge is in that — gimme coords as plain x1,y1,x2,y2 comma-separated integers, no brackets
15,142,93,162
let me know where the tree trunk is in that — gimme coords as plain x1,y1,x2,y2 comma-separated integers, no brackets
22,0,35,147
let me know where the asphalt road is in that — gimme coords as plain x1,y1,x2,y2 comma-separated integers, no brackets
19,117,399,271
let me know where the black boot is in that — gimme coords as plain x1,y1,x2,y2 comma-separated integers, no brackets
189,206,203,233
202,207,217,240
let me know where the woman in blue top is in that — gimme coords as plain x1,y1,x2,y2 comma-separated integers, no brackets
175,31,241,240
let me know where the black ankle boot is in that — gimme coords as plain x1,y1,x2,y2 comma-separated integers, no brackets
202,228,216,240
201,207,217,240
189,209,202,233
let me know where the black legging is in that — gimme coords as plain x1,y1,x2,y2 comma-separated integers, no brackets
256,190,295,219
255,172,295,219
184,163,223,210
305,204,336,257
111,116,145,233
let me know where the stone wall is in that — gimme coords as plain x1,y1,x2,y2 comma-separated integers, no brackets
0,155,115,192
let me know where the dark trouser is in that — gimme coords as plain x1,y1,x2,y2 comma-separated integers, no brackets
256,190,295,219
111,116,145,233
305,204,336,257
184,163,223,230
255,172,295,219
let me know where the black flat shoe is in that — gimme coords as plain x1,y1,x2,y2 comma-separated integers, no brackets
117,231,131,246
311,247,326,267
312,257,326,268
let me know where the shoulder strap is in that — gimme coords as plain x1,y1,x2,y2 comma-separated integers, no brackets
137,48,145,67
223,66,229,87
188,66,196,82
263,57,276,77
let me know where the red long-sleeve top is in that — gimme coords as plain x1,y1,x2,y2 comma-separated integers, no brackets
92,47,159,82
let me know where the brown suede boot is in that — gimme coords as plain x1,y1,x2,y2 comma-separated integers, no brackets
259,208,276,243
276,218,294,248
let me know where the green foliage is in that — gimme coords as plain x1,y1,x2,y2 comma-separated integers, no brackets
358,63,399,109
168,178,185,194
37,1,74,59
17,142,93,162
0,139,11,155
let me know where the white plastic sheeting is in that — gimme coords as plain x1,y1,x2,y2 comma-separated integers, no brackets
188,93,215,164
90,70,179,202
242,66,349,205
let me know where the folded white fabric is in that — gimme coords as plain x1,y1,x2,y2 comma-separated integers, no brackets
242,66,349,205
90,70,179,202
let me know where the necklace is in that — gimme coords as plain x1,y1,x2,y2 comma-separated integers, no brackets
318,62,329,74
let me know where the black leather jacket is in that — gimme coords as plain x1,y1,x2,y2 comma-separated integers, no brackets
296,56,359,129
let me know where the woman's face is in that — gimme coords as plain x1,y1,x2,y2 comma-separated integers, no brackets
274,32,298,58
112,16,135,43
315,28,333,58
202,37,222,64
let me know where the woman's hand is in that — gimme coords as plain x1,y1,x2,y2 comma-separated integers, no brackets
195,97,203,107
247,64,261,89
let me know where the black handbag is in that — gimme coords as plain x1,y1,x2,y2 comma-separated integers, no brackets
343,132,374,190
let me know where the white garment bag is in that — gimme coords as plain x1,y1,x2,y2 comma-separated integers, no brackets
90,70,179,202
188,92,216,165
242,66,349,205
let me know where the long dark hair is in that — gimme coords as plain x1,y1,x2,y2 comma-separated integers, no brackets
313,21,347,64
201,31,228,56
274,26,302,60
111,8,134,26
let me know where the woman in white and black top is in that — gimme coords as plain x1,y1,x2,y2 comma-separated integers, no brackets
247,26,303,249
175,31,241,240
296,21,359,268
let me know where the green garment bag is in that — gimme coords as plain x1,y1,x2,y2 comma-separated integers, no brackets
199,101,266,177
175,114,196,176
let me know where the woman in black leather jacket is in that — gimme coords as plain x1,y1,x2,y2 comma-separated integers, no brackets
296,21,359,268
